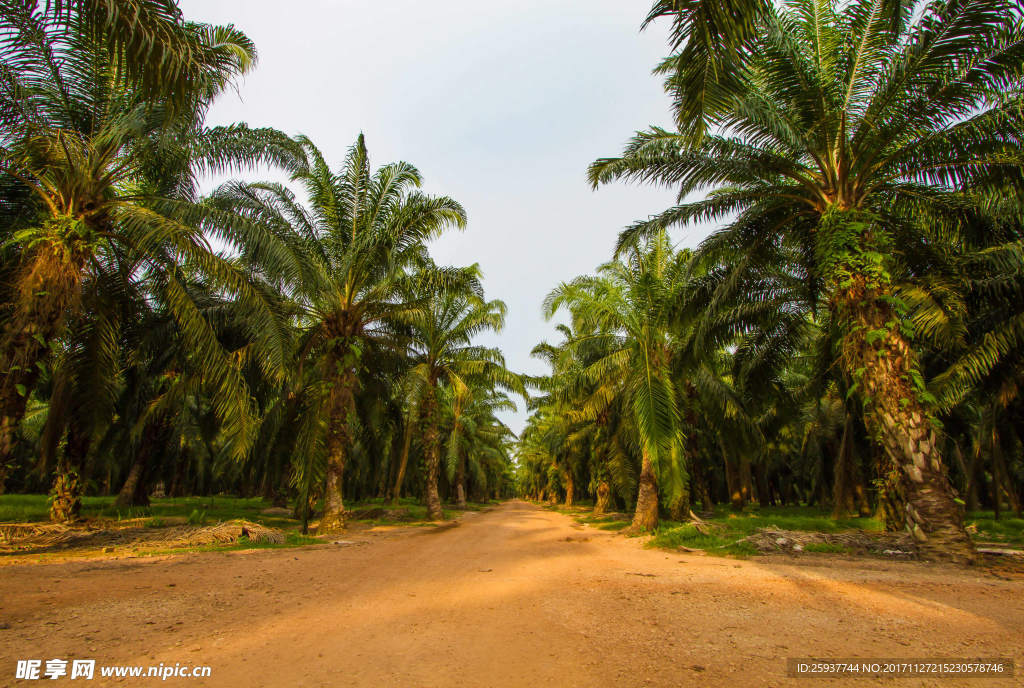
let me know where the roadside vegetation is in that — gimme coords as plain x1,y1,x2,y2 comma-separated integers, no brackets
517,0,1024,565
546,502,1024,558
0,1,524,553
1,1,1022,568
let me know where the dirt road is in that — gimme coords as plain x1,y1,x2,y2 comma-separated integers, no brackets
1,500,1022,687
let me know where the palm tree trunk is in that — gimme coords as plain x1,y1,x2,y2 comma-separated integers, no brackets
563,470,574,507
50,424,90,522
668,485,690,521
753,462,771,507
739,454,753,505
954,441,979,513
991,428,1021,518
455,452,467,508
593,481,611,516
628,447,659,532
115,422,160,508
320,372,356,533
0,378,36,494
722,442,744,511
832,413,856,518
0,249,83,490
50,467,81,522
389,414,415,505
115,452,149,508
421,388,444,521
692,458,714,512
838,279,973,563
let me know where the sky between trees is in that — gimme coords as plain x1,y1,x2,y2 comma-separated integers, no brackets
179,0,707,433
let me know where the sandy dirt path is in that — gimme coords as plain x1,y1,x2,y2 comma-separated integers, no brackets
1,500,1022,687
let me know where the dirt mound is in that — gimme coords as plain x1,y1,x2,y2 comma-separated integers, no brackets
0,519,284,555
742,527,916,556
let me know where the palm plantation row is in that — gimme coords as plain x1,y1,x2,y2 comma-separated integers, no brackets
518,0,1024,564
0,2,522,530
2,0,1022,564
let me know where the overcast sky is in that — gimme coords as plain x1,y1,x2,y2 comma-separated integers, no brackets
179,0,708,434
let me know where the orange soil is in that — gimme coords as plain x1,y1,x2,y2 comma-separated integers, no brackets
1,500,1021,687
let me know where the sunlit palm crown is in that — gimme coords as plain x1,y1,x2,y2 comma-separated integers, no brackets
592,0,1023,251
591,0,1024,405
405,288,525,402
543,233,689,494
213,135,468,361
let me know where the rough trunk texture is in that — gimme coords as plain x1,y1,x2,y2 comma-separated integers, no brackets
563,471,574,507
320,372,356,534
421,388,444,521
49,468,81,522
50,424,89,522
627,449,659,533
839,279,974,564
593,481,611,516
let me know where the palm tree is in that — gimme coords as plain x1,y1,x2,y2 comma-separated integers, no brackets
0,2,300,489
213,135,468,531
528,325,638,513
544,231,688,531
404,288,524,520
590,0,1023,561
443,387,516,506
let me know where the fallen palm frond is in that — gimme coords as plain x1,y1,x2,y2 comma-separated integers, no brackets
0,519,285,554
742,528,914,556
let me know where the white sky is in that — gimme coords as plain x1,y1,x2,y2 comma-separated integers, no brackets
179,1,712,434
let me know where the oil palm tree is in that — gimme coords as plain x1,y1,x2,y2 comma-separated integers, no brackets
544,231,688,531
443,386,516,506
213,135,468,531
404,288,524,520
591,0,1023,561
0,2,300,487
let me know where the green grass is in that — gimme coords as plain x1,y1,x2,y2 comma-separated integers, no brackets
0,493,493,530
965,511,1024,546
1,493,490,560
647,522,759,557
643,505,1024,557
640,505,884,558
0,493,282,523
699,504,884,534
344,496,497,525
572,512,630,531
542,503,593,516
0,494,301,528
